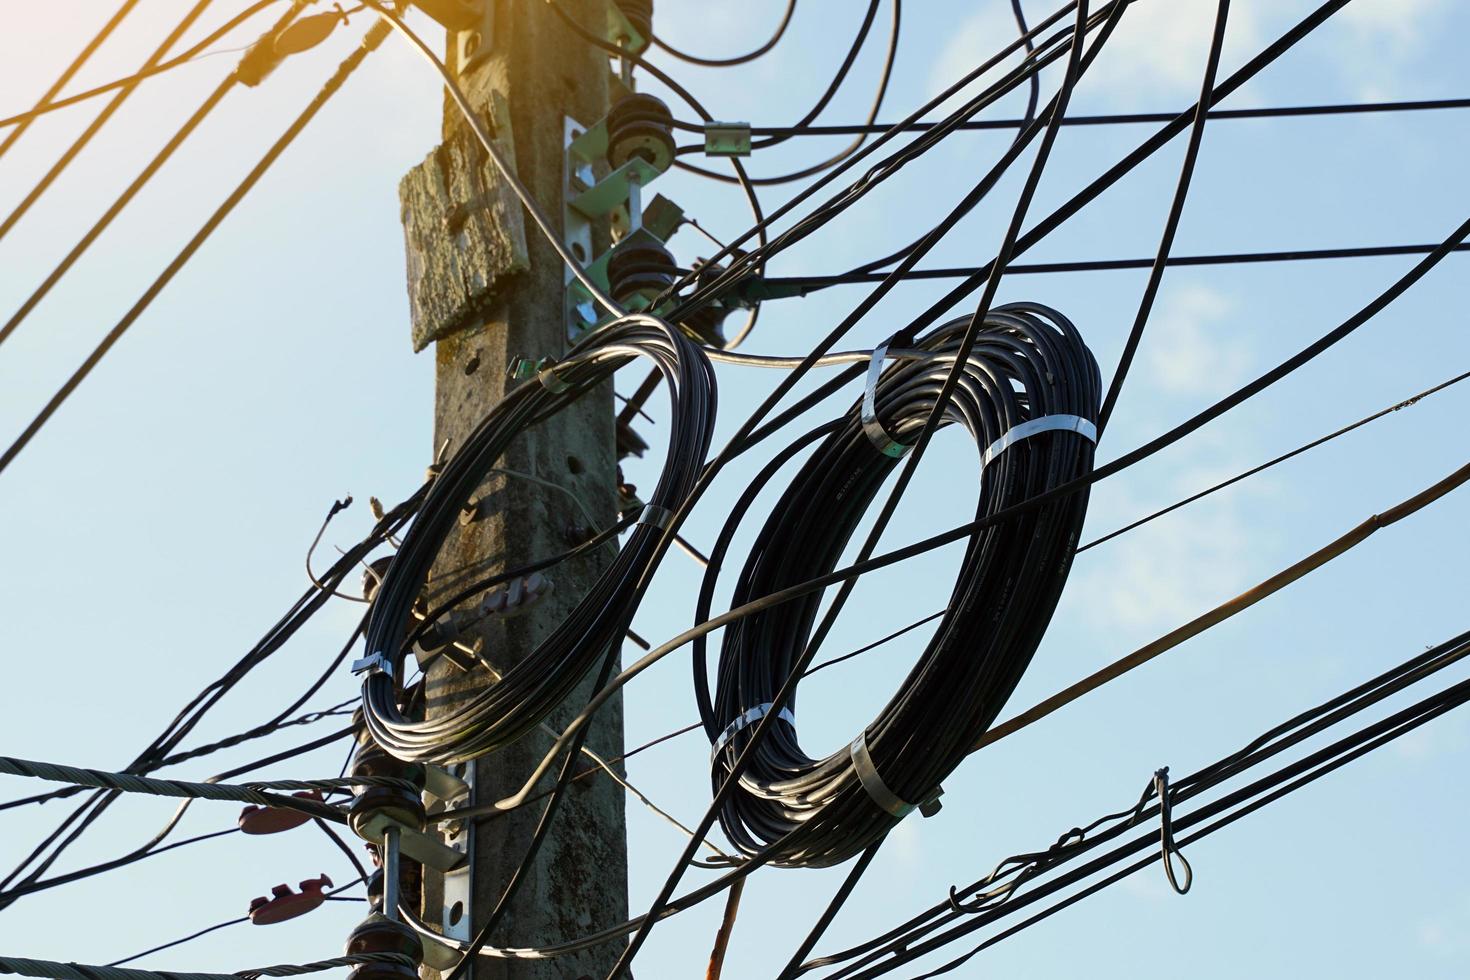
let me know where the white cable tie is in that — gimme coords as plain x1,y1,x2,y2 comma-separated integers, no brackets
981,414,1097,467
636,504,674,530
711,703,796,763
351,651,394,679
861,340,910,459
848,730,914,818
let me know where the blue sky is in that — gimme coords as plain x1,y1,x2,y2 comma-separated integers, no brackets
2,0,1468,976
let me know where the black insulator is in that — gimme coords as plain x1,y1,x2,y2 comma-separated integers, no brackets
607,240,677,307
679,305,728,348
347,740,426,842
345,914,423,980
615,0,653,44
606,93,675,174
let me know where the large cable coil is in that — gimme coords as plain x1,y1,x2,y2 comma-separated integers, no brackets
694,304,1099,867
363,318,716,764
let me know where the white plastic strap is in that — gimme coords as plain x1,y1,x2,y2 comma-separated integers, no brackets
636,504,673,530
711,703,796,762
982,414,1097,467
848,731,914,818
861,341,910,459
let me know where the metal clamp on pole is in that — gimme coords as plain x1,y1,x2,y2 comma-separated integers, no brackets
862,340,912,459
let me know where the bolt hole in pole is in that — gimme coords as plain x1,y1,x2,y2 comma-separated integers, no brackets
566,454,585,475
571,240,588,262
464,351,481,375
449,900,465,926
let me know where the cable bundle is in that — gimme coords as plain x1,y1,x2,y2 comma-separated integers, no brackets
363,317,716,764
695,304,1099,866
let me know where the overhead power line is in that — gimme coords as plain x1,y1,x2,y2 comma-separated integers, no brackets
0,0,216,244
0,0,284,133
669,94,1470,139
0,0,142,160
0,20,390,478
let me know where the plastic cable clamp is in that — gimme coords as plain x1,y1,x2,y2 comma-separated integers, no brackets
982,414,1097,467
351,651,393,679
636,504,674,530
862,340,911,459
711,703,796,762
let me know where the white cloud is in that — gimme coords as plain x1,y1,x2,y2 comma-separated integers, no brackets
1075,495,1258,631
1145,284,1249,397
930,1,1265,115
1079,0,1263,107
926,6,1029,109
1341,0,1448,47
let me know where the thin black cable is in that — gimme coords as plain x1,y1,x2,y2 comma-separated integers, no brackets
1097,0,1230,433
104,877,366,968
1078,367,1470,552
674,0,902,187
0,0,142,157
0,484,420,899
652,0,796,67
0,0,217,244
0,18,389,477
750,241,1470,295
691,94,1470,138
0,727,352,906
805,629,1470,977
0,0,283,131
612,6,1106,970
0,0,312,351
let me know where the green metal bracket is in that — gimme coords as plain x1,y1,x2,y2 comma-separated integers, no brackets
704,122,752,157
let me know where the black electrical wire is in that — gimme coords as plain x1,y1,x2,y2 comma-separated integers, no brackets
105,877,366,968
696,307,1098,868
667,0,1119,319
1098,0,1229,434
0,0,142,157
0,0,283,132
673,0,902,187
610,5,1108,969
1077,366,1470,553
498,195,1470,966
811,628,1470,978
461,359,1470,841
0,0,313,351
834,0,1042,278
669,0,1342,334
0,725,352,905
0,481,422,903
0,0,218,244
0,697,354,813
749,241,1470,296
361,318,716,765
0,18,390,478
652,0,796,67
685,95,1470,139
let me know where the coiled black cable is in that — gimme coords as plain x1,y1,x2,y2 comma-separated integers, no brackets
694,305,1098,867
362,317,716,764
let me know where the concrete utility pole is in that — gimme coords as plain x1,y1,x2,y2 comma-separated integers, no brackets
397,2,626,976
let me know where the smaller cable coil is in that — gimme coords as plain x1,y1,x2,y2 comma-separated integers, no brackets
363,318,716,764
